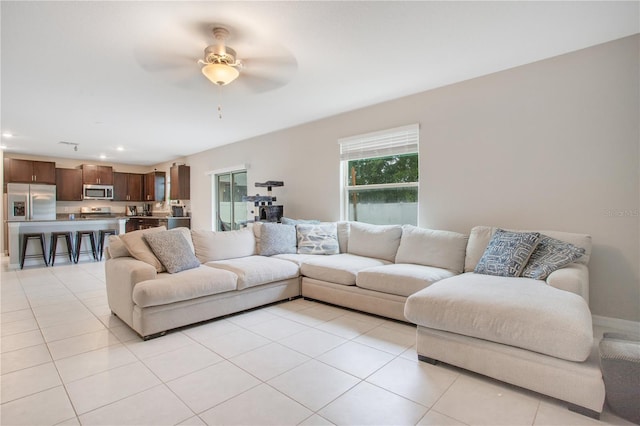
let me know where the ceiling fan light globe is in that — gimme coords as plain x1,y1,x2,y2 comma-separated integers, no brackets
201,63,239,86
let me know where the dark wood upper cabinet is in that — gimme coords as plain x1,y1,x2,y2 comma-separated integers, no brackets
145,171,166,202
82,164,113,185
5,158,56,184
114,172,144,201
170,165,190,200
56,168,83,201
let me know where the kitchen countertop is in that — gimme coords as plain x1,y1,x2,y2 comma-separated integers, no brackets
126,216,191,219
8,217,128,223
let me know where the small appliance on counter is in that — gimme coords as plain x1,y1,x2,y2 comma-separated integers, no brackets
7,183,56,221
171,205,186,217
126,205,137,216
142,204,152,216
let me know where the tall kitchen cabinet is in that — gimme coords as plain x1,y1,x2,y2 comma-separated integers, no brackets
144,171,166,202
113,172,144,201
56,168,83,201
4,158,56,185
170,164,190,200
82,165,113,185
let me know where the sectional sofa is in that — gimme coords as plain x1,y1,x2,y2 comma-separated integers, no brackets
104,220,604,417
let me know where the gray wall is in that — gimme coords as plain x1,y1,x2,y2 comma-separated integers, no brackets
187,35,640,322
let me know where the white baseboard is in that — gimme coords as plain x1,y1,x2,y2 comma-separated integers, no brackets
592,315,640,335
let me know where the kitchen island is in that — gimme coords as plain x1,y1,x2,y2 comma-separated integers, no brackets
7,218,127,269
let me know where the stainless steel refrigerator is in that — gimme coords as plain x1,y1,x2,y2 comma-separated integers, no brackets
7,183,56,221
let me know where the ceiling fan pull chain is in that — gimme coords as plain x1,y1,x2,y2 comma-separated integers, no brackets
217,84,223,119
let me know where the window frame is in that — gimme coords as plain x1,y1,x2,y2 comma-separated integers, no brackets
339,124,420,225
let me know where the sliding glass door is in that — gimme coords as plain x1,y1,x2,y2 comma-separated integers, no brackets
216,170,247,231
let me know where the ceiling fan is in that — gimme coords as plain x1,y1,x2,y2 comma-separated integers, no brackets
198,27,242,86
135,23,297,94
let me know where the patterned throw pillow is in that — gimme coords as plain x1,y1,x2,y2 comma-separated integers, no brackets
521,235,586,280
259,223,297,256
297,223,339,255
143,231,200,274
474,229,540,277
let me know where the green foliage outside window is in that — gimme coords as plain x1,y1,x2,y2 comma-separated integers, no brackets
347,153,418,203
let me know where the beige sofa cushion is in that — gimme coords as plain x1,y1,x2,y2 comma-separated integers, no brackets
206,255,299,290
300,253,389,286
272,253,318,266
356,264,457,297
465,226,591,273
395,225,468,273
132,266,238,308
347,222,402,262
191,228,256,263
107,235,130,258
119,226,167,272
405,272,594,362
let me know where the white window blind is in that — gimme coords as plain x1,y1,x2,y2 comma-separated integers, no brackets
338,124,419,161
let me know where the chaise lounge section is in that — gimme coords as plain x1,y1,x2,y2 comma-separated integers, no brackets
404,225,605,417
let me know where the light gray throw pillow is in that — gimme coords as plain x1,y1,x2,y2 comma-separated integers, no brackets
259,223,297,256
144,230,200,274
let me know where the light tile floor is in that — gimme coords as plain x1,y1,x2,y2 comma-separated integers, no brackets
0,258,635,426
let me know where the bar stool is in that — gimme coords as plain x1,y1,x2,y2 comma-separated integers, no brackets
74,230,98,263
98,229,118,260
49,231,74,266
20,233,48,269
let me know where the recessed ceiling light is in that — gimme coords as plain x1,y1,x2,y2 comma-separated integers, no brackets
116,146,124,152
0,145,7,150
99,154,106,160
2,132,13,138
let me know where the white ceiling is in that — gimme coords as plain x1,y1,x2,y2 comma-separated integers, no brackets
1,1,638,166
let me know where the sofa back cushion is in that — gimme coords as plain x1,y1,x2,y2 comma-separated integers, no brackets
337,222,350,253
395,225,468,273
106,235,130,259
464,225,592,272
192,228,256,263
119,226,167,272
347,222,402,262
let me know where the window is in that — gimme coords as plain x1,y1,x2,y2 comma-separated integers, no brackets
340,124,419,225
215,170,247,231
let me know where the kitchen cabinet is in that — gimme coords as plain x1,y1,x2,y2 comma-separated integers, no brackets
82,164,113,185
144,171,166,202
114,172,144,201
56,168,83,201
4,158,56,184
125,217,190,232
170,165,190,200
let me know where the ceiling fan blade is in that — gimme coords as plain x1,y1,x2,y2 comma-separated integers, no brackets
235,55,298,92
235,71,292,93
133,43,208,89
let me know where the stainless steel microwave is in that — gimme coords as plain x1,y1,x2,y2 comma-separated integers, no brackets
83,184,114,200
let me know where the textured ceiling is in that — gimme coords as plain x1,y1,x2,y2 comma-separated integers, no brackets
1,1,638,165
